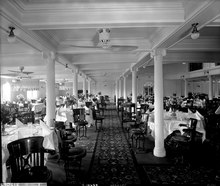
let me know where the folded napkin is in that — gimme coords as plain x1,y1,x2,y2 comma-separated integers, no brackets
40,120,51,136
169,107,172,113
196,110,204,119
215,105,220,115
16,118,25,128
188,108,193,114
187,109,201,120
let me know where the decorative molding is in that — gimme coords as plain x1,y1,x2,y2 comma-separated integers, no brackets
150,48,166,58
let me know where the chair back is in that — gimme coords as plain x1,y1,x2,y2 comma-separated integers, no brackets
140,104,149,114
73,108,85,122
189,118,198,131
122,103,136,120
91,107,97,120
141,113,149,133
7,136,45,180
85,101,92,108
54,128,68,158
186,118,198,142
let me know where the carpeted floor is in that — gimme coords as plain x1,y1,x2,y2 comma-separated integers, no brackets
87,107,142,185
143,164,217,185
74,128,97,153
44,103,219,185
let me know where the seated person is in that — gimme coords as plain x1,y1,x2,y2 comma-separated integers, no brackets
193,95,204,108
84,102,94,127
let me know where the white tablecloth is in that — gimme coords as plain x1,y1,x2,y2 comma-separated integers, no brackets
1,123,57,182
148,110,206,141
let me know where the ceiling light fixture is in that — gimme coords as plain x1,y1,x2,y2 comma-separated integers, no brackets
7,26,16,43
65,64,69,70
191,23,200,40
98,28,110,48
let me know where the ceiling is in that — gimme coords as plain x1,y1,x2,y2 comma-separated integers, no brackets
0,0,220,86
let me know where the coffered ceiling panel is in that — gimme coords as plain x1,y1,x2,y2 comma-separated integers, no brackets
0,0,220,85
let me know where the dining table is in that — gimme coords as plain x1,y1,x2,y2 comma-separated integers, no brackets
1,119,58,182
148,110,206,142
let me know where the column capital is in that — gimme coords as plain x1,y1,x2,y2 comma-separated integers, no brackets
42,51,56,60
123,74,127,79
150,48,166,58
130,63,138,72
72,68,79,74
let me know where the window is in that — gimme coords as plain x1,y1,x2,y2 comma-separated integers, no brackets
27,90,38,100
215,63,220,66
189,63,203,71
2,82,11,102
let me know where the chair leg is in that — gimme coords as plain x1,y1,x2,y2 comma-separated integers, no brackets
95,121,98,131
100,120,103,130
131,136,134,147
84,126,87,137
142,138,145,150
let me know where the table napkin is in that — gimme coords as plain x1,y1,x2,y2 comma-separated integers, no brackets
40,120,51,136
16,118,25,128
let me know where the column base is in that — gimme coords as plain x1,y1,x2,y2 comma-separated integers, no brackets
153,147,166,157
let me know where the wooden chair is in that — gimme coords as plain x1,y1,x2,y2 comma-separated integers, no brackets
91,107,104,131
129,113,149,150
172,118,203,164
73,108,88,139
54,127,86,182
54,121,77,149
117,98,125,114
7,136,53,183
121,103,136,130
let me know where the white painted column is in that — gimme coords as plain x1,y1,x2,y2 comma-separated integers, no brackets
118,78,122,98
131,69,137,104
184,79,188,97
94,82,97,94
151,48,166,157
123,75,127,99
72,70,78,99
88,78,91,95
43,52,56,127
208,75,213,100
115,80,119,106
83,75,86,96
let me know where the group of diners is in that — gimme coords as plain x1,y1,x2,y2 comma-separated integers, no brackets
54,93,108,130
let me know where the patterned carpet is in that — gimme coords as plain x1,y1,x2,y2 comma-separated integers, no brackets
87,107,142,185
74,133,97,153
143,164,217,185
